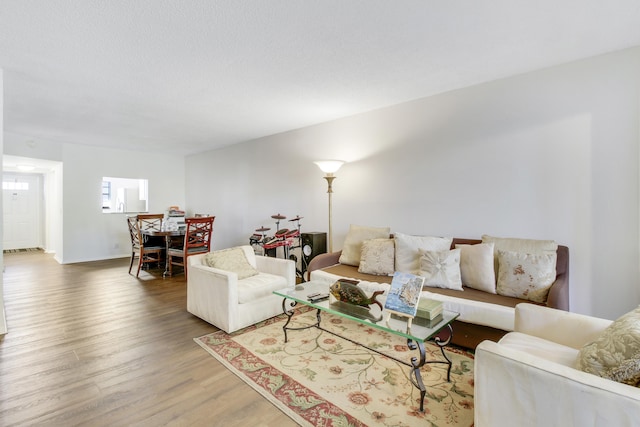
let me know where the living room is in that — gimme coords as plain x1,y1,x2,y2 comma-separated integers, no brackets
1,2,640,425
4,43,640,324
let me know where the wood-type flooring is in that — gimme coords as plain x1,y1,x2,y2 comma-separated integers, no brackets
0,250,297,426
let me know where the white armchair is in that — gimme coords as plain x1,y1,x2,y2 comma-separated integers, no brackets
187,245,295,333
475,303,640,426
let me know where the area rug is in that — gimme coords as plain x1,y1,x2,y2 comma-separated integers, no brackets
194,308,474,426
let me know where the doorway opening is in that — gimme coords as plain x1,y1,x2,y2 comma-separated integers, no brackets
2,155,63,258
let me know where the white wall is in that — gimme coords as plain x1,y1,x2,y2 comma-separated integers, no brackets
1,68,7,334
3,137,186,263
186,47,640,320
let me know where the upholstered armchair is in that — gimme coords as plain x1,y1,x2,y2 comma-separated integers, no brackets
186,245,295,333
475,303,640,426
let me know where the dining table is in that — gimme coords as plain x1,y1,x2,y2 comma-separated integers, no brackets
140,228,186,277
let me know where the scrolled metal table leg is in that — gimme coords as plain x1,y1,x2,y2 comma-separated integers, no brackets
407,338,427,412
433,324,454,381
281,298,297,343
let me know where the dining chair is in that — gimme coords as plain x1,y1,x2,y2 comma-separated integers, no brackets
127,214,165,277
137,212,165,247
167,216,215,278
137,213,164,232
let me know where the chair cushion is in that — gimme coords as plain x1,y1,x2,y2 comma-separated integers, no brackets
237,273,288,304
203,247,259,280
499,331,580,367
576,306,640,386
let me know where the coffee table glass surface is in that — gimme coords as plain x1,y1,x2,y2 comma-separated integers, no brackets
273,280,459,343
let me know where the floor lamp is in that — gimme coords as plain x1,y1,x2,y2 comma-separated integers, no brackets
314,160,344,253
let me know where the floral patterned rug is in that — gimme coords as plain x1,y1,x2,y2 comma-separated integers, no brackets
194,308,475,426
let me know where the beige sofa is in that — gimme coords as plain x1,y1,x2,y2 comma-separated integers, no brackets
308,236,569,349
475,303,640,426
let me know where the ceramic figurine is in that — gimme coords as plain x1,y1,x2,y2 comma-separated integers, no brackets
329,279,384,310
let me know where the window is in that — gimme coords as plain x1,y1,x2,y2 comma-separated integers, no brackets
3,181,29,190
102,177,148,213
102,181,111,209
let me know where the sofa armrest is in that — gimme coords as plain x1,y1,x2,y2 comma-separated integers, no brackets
255,255,296,288
514,303,612,349
307,251,342,276
475,340,640,427
546,245,569,310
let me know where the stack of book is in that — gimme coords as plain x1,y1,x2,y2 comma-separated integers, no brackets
413,299,444,328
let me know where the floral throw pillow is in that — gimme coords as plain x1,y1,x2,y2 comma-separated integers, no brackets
576,306,640,386
496,250,556,303
358,238,395,276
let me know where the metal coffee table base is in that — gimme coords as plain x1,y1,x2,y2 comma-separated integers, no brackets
280,299,453,412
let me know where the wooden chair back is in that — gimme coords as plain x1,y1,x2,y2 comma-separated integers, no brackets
167,216,215,279
127,216,141,249
137,213,164,232
184,216,215,253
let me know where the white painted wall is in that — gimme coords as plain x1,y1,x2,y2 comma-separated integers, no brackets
1,68,7,334
3,137,185,264
186,47,640,320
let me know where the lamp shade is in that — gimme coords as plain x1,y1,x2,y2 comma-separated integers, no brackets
314,160,344,174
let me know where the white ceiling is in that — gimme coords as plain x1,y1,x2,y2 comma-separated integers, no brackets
1,1,640,157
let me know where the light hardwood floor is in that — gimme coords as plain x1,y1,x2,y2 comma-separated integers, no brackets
0,251,298,427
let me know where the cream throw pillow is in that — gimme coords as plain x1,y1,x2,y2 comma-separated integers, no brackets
204,247,259,280
455,243,496,294
482,234,558,277
358,238,395,276
576,306,640,386
394,232,453,274
418,248,463,291
339,224,390,266
496,250,556,303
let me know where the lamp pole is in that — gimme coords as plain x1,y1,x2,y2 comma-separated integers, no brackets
314,160,345,254
323,174,336,253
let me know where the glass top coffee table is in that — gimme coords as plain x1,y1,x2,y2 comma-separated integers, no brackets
273,280,459,413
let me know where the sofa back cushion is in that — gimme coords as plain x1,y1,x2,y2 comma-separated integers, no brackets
339,224,390,267
394,232,452,274
482,234,558,277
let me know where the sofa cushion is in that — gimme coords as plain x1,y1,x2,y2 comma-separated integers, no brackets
576,306,640,386
496,250,557,303
419,248,463,291
339,224,390,267
358,238,395,276
236,272,288,304
482,234,558,277
394,232,453,274
203,247,259,280
456,242,496,294
310,265,521,332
